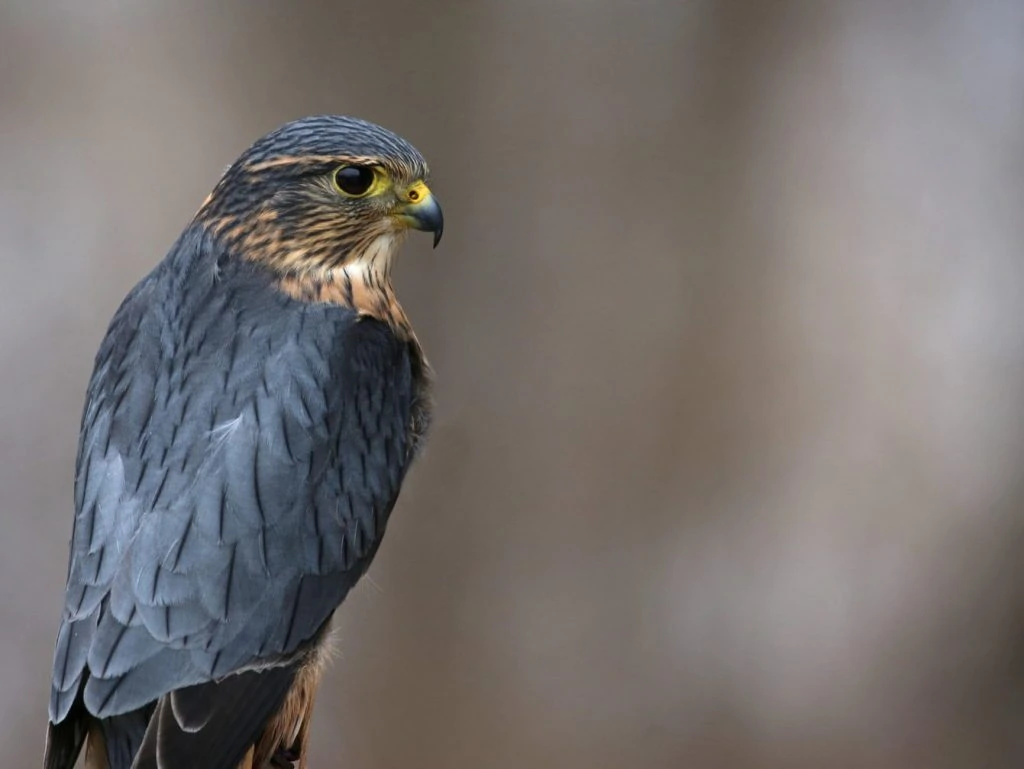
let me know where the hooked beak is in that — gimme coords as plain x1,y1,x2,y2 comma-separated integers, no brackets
395,180,444,248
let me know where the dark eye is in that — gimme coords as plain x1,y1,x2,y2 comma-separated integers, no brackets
334,165,376,197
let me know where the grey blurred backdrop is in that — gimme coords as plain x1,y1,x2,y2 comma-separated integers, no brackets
3,1,1024,767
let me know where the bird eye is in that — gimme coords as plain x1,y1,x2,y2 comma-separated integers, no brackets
333,165,377,197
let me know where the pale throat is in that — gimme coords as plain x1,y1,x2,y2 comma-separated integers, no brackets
341,230,407,288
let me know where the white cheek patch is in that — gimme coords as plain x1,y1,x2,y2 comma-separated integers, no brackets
348,231,407,282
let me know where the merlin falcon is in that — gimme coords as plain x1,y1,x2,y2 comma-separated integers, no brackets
43,116,442,769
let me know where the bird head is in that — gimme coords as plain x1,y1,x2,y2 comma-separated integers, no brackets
196,115,443,278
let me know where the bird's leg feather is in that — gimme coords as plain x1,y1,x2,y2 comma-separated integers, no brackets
253,636,331,768
236,745,255,769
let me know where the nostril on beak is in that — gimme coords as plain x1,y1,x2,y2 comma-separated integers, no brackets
407,188,421,202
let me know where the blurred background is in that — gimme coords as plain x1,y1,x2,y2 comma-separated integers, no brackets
2,0,1024,766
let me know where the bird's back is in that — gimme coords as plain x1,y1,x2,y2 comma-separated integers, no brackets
47,227,428,769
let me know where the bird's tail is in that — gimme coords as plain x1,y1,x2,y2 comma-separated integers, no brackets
44,696,151,769
43,700,87,769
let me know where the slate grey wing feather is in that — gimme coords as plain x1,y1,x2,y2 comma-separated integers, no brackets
46,228,417,768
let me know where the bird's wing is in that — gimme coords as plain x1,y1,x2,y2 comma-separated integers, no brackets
49,261,414,767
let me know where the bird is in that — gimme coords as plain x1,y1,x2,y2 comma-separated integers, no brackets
43,115,443,769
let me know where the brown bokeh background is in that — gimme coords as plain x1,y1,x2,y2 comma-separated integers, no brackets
3,1,1024,767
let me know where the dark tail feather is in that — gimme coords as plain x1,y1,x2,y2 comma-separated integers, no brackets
43,697,88,769
132,664,297,769
45,694,153,769
96,708,152,769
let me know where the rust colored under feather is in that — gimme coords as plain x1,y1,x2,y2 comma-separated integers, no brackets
277,264,413,337
248,641,330,769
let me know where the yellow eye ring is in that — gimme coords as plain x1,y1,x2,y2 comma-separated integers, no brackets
333,165,380,198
